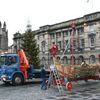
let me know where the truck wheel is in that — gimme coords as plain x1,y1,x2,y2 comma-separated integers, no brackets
12,74,24,86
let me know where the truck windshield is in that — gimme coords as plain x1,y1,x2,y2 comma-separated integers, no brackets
0,56,17,67
0,56,6,67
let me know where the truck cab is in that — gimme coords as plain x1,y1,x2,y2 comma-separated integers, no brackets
0,53,25,85
0,52,40,85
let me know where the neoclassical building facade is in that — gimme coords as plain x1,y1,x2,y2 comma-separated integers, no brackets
13,12,100,65
34,12,100,65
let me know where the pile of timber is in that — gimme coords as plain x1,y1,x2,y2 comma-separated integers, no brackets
72,64,100,79
55,63,100,79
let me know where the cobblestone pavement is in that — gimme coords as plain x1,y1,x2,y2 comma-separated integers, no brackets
0,80,100,100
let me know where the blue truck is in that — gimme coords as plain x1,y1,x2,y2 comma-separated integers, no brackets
0,50,49,85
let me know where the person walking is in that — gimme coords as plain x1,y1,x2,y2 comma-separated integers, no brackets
40,65,47,90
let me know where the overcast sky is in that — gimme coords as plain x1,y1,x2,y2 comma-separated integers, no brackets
0,0,99,46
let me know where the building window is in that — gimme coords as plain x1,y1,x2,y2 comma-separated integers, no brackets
57,41,61,50
90,36,95,46
65,40,68,46
63,56,68,64
69,30,72,36
41,41,46,52
77,27,84,35
89,24,94,32
56,32,61,38
63,31,68,37
63,40,69,53
80,39,85,48
89,55,95,63
66,31,68,36
42,34,45,38
78,39,85,52
78,56,84,64
50,34,55,39
70,56,75,64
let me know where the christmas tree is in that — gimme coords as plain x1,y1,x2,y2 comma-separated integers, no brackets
21,23,40,69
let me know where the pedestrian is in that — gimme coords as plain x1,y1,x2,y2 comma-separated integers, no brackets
40,65,47,90
81,60,87,67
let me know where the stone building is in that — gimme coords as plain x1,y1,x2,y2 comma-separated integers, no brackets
34,12,100,65
13,32,22,53
13,12,100,65
0,21,8,53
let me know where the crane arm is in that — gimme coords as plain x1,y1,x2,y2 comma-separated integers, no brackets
18,49,30,78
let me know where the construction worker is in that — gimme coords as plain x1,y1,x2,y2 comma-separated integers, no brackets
81,60,87,67
40,65,47,90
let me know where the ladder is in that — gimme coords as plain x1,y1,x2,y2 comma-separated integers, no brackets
48,58,63,92
52,68,63,93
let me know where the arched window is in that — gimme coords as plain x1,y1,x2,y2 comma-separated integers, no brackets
63,56,68,64
57,56,60,62
78,56,84,64
89,55,95,63
70,56,75,64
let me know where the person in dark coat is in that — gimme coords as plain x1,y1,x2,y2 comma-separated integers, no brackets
40,65,47,90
